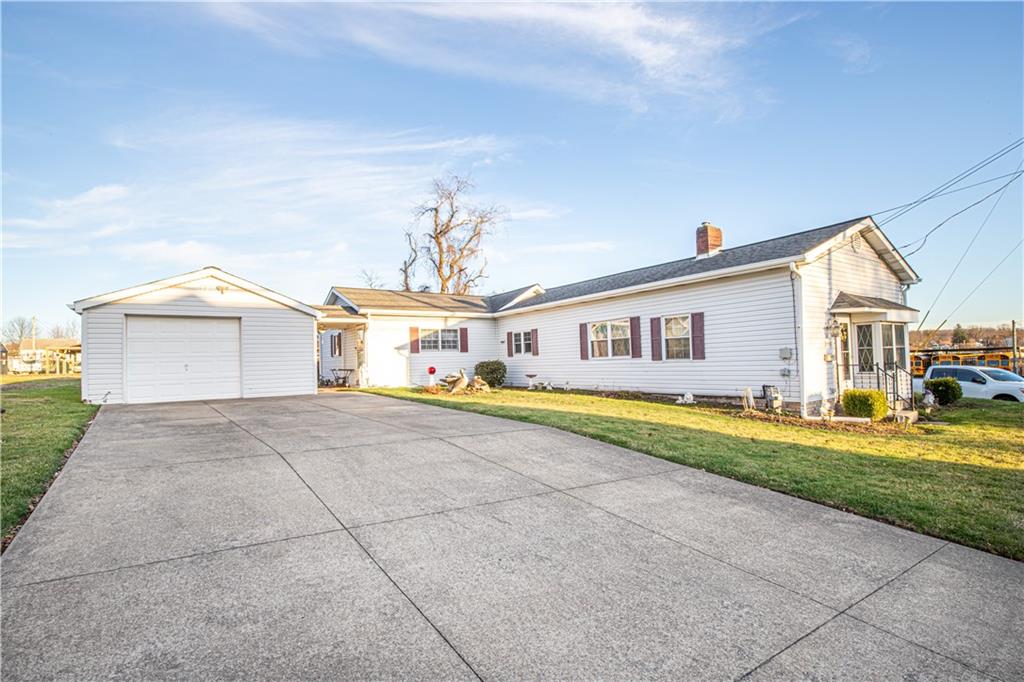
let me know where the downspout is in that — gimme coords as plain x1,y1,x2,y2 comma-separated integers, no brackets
789,262,808,418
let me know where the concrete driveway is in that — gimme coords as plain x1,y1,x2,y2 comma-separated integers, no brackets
2,393,1020,680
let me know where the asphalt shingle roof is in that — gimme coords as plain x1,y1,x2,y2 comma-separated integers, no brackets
494,217,868,312
331,287,490,314
327,217,873,315
830,291,918,312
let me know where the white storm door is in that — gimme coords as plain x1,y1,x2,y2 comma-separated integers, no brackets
125,316,241,403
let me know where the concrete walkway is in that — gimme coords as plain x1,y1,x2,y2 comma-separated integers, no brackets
1,393,1020,680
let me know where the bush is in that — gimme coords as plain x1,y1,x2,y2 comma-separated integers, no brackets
925,376,962,405
474,360,507,387
841,389,889,421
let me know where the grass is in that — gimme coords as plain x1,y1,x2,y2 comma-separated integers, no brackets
1,372,80,386
1,378,97,544
366,387,1024,560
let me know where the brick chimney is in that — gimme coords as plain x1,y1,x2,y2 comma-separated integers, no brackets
696,222,723,258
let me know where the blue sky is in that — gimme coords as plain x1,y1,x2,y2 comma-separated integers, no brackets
3,2,1022,334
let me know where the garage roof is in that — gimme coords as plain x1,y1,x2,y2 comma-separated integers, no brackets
71,266,323,317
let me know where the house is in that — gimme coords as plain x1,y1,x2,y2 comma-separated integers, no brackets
6,338,82,374
318,216,919,414
73,216,919,414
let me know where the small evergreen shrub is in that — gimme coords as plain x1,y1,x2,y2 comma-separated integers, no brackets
841,389,889,421
474,360,507,387
925,376,962,405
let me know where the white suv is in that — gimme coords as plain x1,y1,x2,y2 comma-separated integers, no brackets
913,365,1024,402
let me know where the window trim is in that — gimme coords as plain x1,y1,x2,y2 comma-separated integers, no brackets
418,328,460,352
588,318,632,360
880,322,907,370
661,313,693,361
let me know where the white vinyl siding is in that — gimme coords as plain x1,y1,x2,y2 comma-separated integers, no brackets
319,331,348,381
80,276,316,404
496,268,801,401
364,316,497,387
799,230,907,403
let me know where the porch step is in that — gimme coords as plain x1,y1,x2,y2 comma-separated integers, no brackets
891,409,919,424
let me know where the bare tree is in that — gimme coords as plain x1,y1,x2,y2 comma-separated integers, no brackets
47,318,80,339
3,316,32,344
399,230,419,292
359,269,387,289
407,176,504,294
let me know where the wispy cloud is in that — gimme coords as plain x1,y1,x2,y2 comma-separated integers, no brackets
829,35,879,75
200,3,803,116
3,109,516,295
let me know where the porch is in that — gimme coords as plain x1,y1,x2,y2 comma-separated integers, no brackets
316,306,368,387
829,292,919,410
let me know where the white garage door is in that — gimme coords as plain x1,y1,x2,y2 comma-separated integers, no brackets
125,316,241,403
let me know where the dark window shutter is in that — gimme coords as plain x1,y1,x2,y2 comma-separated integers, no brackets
650,317,662,361
531,328,539,356
629,316,642,358
506,331,514,357
409,327,420,354
459,327,469,353
579,323,589,360
692,312,705,360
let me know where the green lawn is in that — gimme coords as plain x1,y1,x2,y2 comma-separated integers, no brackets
367,387,1024,560
1,379,97,543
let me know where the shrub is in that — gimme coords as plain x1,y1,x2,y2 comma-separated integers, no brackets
841,389,889,421
925,376,962,405
474,360,507,387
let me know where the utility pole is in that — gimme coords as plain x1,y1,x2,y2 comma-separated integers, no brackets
1013,320,1020,374
31,316,37,351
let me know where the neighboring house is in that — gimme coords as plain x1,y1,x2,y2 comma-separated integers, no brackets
7,338,82,373
74,216,919,414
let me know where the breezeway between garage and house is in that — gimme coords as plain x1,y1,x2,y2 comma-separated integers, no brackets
2,393,1020,680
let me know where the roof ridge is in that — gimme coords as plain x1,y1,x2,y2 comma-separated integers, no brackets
512,216,870,297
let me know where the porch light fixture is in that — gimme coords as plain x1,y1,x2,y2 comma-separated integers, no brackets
826,319,843,338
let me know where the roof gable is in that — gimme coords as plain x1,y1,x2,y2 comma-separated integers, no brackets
72,267,322,317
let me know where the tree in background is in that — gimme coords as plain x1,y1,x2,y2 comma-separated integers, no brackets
48,319,80,339
3,317,32,344
359,269,386,289
951,324,970,345
403,176,505,294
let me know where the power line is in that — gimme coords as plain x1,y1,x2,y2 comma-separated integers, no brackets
901,171,1022,256
870,170,1023,217
878,137,1023,226
915,160,1023,331
920,239,1023,343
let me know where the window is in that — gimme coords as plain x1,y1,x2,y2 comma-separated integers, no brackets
512,331,532,355
419,329,459,351
856,324,874,369
420,329,439,351
956,368,985,384
930,367,955,379
589,319,631,358
440,329,459,350
980,368,1023,382
663,315,691,360
881,323,907,369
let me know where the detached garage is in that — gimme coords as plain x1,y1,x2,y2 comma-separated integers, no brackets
72,267,322,404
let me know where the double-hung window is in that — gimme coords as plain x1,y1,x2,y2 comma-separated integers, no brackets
589,319,630,358
419,329,458,351
881,323,907,369
663,315,691,360
512,331,532,355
